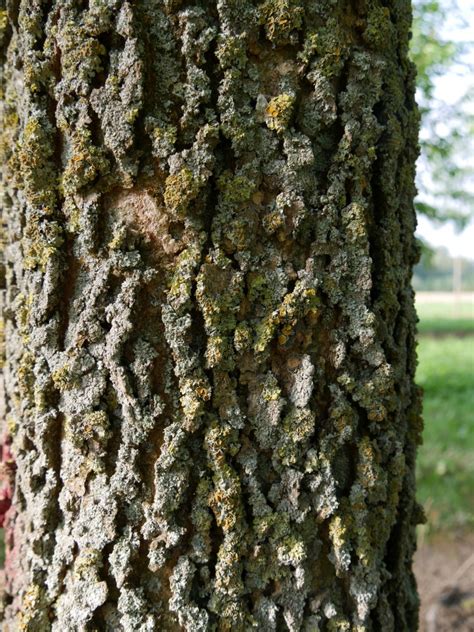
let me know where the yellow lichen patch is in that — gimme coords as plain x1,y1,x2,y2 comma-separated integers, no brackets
254,283,320,353
17,352,35,402
52,363,77,392
196,262,243,369
179,374,212,430
33,385,48,413
259,0,304,44
73,548,103,580
23,219,63,271
265,94,296,132
17,583,46,630
164,167,201,217
14,116,57,213
205,420,239,465
0,10,7,39
191,477,213,557
168,246,201,306
327,616,351,632
254,313,280,353
329,513,353,574
357,436,380,490
15,293,32,342
262,378,281,402
329,515,348,548
277,535,306,565
6,415,17,436
277,407,315,465
208,466,243,532
62,134,109,197
82,411,110,442
205,335,226,368
233,321,252,353
262,209,285,234
150,123,177,158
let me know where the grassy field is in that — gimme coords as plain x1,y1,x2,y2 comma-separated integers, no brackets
416,294,474,335
416,293,474,534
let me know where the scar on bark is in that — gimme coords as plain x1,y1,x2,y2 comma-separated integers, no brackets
104,184,186,259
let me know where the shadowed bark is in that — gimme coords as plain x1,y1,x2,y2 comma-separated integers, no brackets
0,1,423,630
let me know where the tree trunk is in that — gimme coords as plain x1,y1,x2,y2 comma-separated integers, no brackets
0,1,422,630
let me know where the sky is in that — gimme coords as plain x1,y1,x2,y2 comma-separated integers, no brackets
417,215,474,258
414,0,474,260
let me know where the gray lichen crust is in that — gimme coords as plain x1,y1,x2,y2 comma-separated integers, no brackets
0,0,422,630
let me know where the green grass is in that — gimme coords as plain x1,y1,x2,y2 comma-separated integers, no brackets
416,301,474,334
416,334,474,532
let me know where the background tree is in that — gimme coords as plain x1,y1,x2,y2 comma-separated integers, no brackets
0,1,423,630
411,0,474,228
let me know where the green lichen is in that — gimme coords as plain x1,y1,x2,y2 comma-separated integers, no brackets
297,31,319,65
191,477,213,562
164,168,202,217
363,6,394,50
277,535,306,565
168,246,202,306
148,122,177,159
81,411,110,444
179,375,212,430
216,34,247,71
308,17,352,78
217,171,257,207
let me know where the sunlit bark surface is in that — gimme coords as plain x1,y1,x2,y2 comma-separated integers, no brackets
0,1,422,630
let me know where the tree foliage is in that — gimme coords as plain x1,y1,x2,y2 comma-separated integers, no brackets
411,0,474,228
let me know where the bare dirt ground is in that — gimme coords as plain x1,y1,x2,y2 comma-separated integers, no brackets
415,532,474,631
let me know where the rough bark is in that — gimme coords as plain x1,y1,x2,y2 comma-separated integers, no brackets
0,1,423,630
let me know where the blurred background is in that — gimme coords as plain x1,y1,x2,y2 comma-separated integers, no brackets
411,0,474,629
